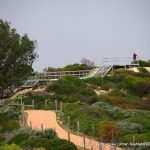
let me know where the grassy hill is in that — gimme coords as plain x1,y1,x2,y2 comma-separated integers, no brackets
1,66,150,149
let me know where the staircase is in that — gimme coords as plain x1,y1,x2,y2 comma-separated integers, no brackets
22,80,39,88
82,65,112,79
94,65,112,77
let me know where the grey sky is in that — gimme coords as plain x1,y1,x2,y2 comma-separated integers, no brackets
0,0,150,71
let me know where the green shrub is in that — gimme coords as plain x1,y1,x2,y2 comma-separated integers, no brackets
46,75,97,104
9,133,30,145
46,75,85,95
138,67,149,74
119,132,150,142
83,77,108,86
125,76,150,97
21,138,77,150
101,82,116,91
32,129,57,139
137,60,150,67
63,63,93,71
0,113,20,133
0,144,21,150
118,121,144,135
0,135,4,145
47,63,93,72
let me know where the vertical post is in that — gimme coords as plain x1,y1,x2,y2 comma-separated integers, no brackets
41,124,44,131
91,144,93,150
30,120,32,129
2,100,4,106
68,131,70,141
61,112,64,123
99,143,102,150
55,100,57,112
32,100,34,109
77,120,80,135
60,101,63,121
133,135,135,143
60,101,62,113
45,100,48,108
21,102,25,126
92,125,95,137
68,116,70,131
83,136,86,150
114,143,116,150
21,98,22,105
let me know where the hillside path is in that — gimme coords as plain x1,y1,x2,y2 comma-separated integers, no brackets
25,110,122,150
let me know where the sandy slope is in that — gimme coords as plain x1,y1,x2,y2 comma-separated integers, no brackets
10,88,32,100
25,110,122,150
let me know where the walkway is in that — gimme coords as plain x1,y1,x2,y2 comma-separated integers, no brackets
25,110,122,150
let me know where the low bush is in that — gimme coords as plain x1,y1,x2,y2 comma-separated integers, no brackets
46,75,97,104
119,132,150,142
137,60,150,67
0,114,20,133
46,63,93,72
101,82,116,91
138,67,149,74
32,129,57,139
21,138,78,150
0,144,21,150
125,75,150,97
99,121,121,142
46,75,85,95
9,133,30,145
83,77,108,86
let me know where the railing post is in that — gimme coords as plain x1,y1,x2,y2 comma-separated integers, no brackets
68,131,70,142
77,120,80,135
41,124,44,131
68,116,70,131
30,120,32,129
21,102,25,126
55,100,57,112
45,100,48,108
61,112,64,123
21,98,22,105
60,101,62,113
32,100,34,109
92,125,95,137
83,136,86,150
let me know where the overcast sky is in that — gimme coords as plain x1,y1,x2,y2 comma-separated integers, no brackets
0,0,150,71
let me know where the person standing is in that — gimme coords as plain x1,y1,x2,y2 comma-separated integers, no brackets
133,53,137,62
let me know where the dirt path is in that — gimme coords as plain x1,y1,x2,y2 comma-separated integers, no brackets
10,88,32,100
25,110,122,150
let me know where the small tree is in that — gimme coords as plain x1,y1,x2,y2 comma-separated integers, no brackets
0,19,38,97
80,58,95,67
99,121,120,142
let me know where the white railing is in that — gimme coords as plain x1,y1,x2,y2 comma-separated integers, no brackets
100,57,139,66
